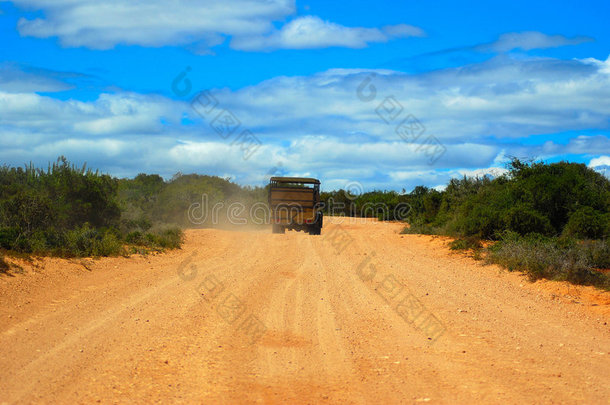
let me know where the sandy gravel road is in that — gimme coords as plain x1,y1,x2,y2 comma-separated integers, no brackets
1,217,608,404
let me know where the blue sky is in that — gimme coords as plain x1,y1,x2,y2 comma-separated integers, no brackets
0,0,609,191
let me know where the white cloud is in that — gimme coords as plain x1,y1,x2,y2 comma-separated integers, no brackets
389,166,507,183
231,16,424,50
208,55,610,145
581,56,610,74
11,1,422,51
387,166,509,193
13,0,295,49
589,155,610,168
456,167,508,178
588,156,610,178
1,55,610,189
0,91,185,135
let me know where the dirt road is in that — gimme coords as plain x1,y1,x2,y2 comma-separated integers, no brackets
1,218,608,404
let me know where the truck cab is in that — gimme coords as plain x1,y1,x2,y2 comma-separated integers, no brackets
268,177,323,235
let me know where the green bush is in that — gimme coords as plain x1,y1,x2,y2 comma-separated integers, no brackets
401,159,609,240
503,204,554,236
0,227,19,250
62,224,123,257
452,202,502,239
0,157,123,255
64,224,98,256
145,227,184,249
27,230,49,255
0,158,196,257
125,231,145,245
563,207,609,239
94,231,123,256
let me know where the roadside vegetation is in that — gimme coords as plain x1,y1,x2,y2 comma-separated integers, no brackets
399,159,610,289
0,157,273,260
486,232,609,288
118,172,267,229
319,159,609,289
320,189,411,220
0,157,185,258
1,157,608,289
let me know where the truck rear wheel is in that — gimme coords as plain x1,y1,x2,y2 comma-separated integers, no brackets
309,213,322,235
308,221,322,235
309,225,321,235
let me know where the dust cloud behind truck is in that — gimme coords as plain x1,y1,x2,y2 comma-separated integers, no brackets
268,177,323,235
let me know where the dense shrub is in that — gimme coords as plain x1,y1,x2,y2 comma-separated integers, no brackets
581,239,610,269
145,227,184,249
124,226,182,250
320,189,411,221
119,172,267,228
0,158,121,255
503,204,554,236
0,157,186,257
62,224,123,257
562,207,609,239
451,200,503,238
399,159,610,288
401,159,610,240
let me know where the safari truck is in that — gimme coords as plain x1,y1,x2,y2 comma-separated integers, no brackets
268,177,323,235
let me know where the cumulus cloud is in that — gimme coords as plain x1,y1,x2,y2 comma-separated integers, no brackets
589,155,610,167
588,155,610,177
1,54,610,189
210,55,610,144
13,0,295,49
0,90,186,136
11,0,422,51
231,16,424,50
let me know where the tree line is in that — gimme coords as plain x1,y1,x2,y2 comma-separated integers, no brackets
1,157,608,288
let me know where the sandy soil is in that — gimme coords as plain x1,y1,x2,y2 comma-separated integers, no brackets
0,217,608,404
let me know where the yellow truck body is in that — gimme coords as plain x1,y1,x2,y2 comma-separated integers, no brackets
268,177,323,235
